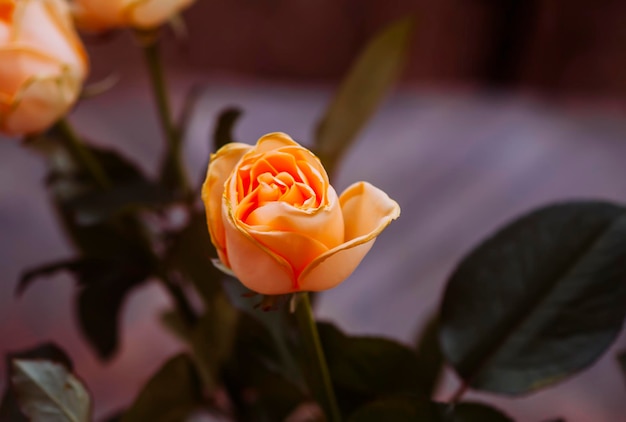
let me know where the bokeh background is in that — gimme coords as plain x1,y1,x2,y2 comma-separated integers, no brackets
2,0,626,420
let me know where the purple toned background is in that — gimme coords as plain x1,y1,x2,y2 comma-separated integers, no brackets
2,1,626,420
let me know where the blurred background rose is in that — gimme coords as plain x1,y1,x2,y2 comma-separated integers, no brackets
1,0,626,420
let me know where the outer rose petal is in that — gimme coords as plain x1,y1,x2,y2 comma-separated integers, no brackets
128,0,194,29
222,199,296,295
253,132,300,153
202,142,252,265
1,72,78,135
298,182,400,291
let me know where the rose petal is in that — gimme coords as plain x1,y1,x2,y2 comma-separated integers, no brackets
13,0,86,73
243,186,344,249
242,225,329,280
298,182,400,291
254,132,300,153
0,47,60,97
222,199,296,295
1,71,78,135
127,0,194,29
202,142,252,265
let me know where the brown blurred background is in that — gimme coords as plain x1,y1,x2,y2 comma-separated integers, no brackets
88,0,626,102
2,1,626,421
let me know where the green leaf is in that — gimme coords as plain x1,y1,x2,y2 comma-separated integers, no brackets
220,313,307,421
65,180,177,223
18,257,153,360
314,17,413,175
1,343,73,422
440,201,626,395
11,359,91,422
317,323,426,417
414,314,444,397
121,354,202,422
212,107,243,152
166,211,223,305
452,403,514,422
348,400,513,422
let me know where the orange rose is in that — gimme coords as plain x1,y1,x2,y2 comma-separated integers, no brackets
70,0,195,32
0,0,88,136
202,132,400,295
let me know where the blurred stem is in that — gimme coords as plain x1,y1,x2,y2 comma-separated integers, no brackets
294,293,342,422
56,118,111,189
54,117,197,327
139,34,192,198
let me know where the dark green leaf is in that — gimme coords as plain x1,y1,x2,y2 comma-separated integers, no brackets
11,359,91,422
317,323,426,417
121,354,202,422
77,258,152,359
348,400,513,422
440,201,626,395
65,180,177,223
414,314,444,397
221,313,307,421
213,107,243,152
17,257,152,360
166,211,223,304
0,343,72,422
314,17,413,175
453,402,514,422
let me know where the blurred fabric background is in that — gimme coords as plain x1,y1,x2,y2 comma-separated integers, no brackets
2,0,626,420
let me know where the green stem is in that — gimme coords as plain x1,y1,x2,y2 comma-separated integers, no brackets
139,34,191,197
295,293,342,422
56,118,111,189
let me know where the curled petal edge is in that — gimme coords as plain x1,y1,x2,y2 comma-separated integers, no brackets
298,181,400,291
202,142,252,265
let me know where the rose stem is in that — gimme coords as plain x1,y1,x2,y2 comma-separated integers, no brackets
138,31,192,199
295,292,342,422
56,117,111,189
54,117,197,326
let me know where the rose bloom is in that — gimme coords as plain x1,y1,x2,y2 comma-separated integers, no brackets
202,132,400,295
0,0,88,136
70,0,195,32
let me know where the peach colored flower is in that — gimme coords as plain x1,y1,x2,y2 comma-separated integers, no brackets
0,0,88,136
70,0,195,32
202,132,400,295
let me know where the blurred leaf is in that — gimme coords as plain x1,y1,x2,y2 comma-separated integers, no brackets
213,107,243,152
65,180,177,223
18,256,153,360
440,201,626,395
314,17,413,175
452,403,514,422
317,322,426,417
0,343,72,422
166,211,223,305
11,359,91,422
80,73,120,99
221,313,307,421
121,354,202,422
348,400,513,422
76,258,152,359
27,139,160,360
163,292,239,392
414,314,444,397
